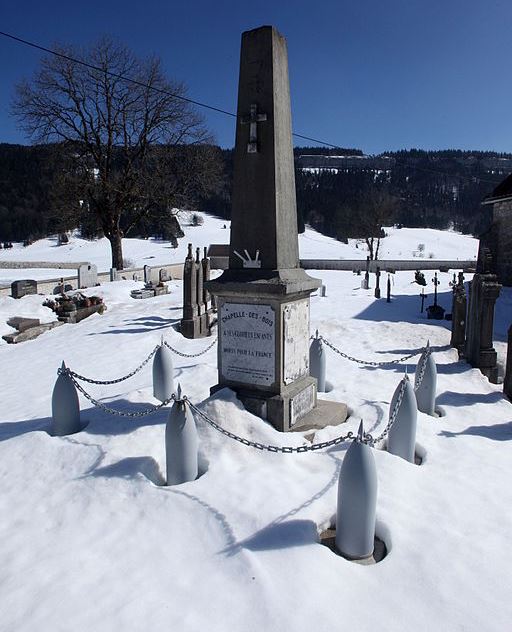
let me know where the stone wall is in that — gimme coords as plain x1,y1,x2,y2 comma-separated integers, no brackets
0,263,184,297
494,200,512,286
0,261,87,269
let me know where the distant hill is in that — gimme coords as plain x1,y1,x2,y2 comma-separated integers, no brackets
0,143,509,242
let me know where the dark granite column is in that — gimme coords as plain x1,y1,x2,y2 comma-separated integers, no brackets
465,273,501,382
478,276,501,382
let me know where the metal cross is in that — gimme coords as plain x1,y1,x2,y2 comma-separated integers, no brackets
432,272,440,306
241,103,267,153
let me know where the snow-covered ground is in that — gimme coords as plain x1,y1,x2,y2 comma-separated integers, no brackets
1,215,511,632
0,216,477,284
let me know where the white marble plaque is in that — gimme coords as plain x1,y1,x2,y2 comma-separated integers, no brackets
220,302,275,385
283,299,310,385
290,383,315,426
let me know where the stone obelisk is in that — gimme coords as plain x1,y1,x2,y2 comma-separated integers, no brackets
207,26,345,432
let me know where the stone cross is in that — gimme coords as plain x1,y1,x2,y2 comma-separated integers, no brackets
241,103,268,153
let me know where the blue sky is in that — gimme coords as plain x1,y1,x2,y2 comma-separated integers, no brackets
1,0,511,153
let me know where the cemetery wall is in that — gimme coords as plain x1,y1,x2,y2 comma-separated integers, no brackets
0,261,87,269
301,259,476,273
0,263,184,297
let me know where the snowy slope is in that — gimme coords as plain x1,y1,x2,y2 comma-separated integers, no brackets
0,213,478,284
0,217,511,632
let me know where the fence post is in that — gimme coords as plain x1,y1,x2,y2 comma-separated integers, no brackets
309,330,326,392
51,362,81,436
165,385,198,486
153,338,174,403
415,343,437,416
335,422,377,560
387,375,418,463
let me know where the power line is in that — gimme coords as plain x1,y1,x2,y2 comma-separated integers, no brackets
0,30,338,148
0,29,504,184
0,30,237,120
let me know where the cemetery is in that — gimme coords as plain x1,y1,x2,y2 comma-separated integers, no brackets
0,18,512,632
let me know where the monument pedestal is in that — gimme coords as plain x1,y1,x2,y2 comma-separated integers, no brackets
209,270,347,432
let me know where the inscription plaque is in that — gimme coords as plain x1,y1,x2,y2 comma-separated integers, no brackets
290,383,315,426
283,299,310,385
220,302,275,385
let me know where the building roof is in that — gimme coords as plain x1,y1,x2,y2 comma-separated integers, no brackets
483,172,512,204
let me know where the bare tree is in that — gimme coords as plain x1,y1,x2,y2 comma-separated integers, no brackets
360,190,397,260
12,37,214,269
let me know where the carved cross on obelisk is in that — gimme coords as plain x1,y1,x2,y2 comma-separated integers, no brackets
241,103,268,153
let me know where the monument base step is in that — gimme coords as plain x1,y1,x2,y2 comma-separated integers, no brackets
291,399,348,432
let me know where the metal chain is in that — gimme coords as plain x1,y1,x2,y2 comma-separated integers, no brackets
184,378,407,452
319,335,425,367
163,338,217,358
414,346,431,392
62,368,175,417
370,376,407,445
185,398,353,451
68,346,159,385
61,359,409,446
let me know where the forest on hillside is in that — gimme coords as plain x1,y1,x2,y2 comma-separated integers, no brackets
0,143,508,243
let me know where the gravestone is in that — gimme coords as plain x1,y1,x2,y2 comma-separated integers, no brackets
465,273,501,382
159,268,169,283
77,264,98,289
206,26,346,432
143,265,159,286
110,268,118,282
11,279,37,299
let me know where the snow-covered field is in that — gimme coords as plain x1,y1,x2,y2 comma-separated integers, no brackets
1,215,511,631
0,218,477,284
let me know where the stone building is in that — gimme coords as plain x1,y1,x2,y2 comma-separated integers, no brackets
479,173,512,286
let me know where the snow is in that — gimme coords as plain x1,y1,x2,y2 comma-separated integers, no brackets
0,217,477,285
0,214,510,631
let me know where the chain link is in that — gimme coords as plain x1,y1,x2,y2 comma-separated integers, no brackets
68,346,159,385
58,328,427,438
414,346,430,392
319,335,425,367
163,338,217,358
185,398,354,451
370,376,407,445
61,368,175,417
184,378,407,452
66,336,217,386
